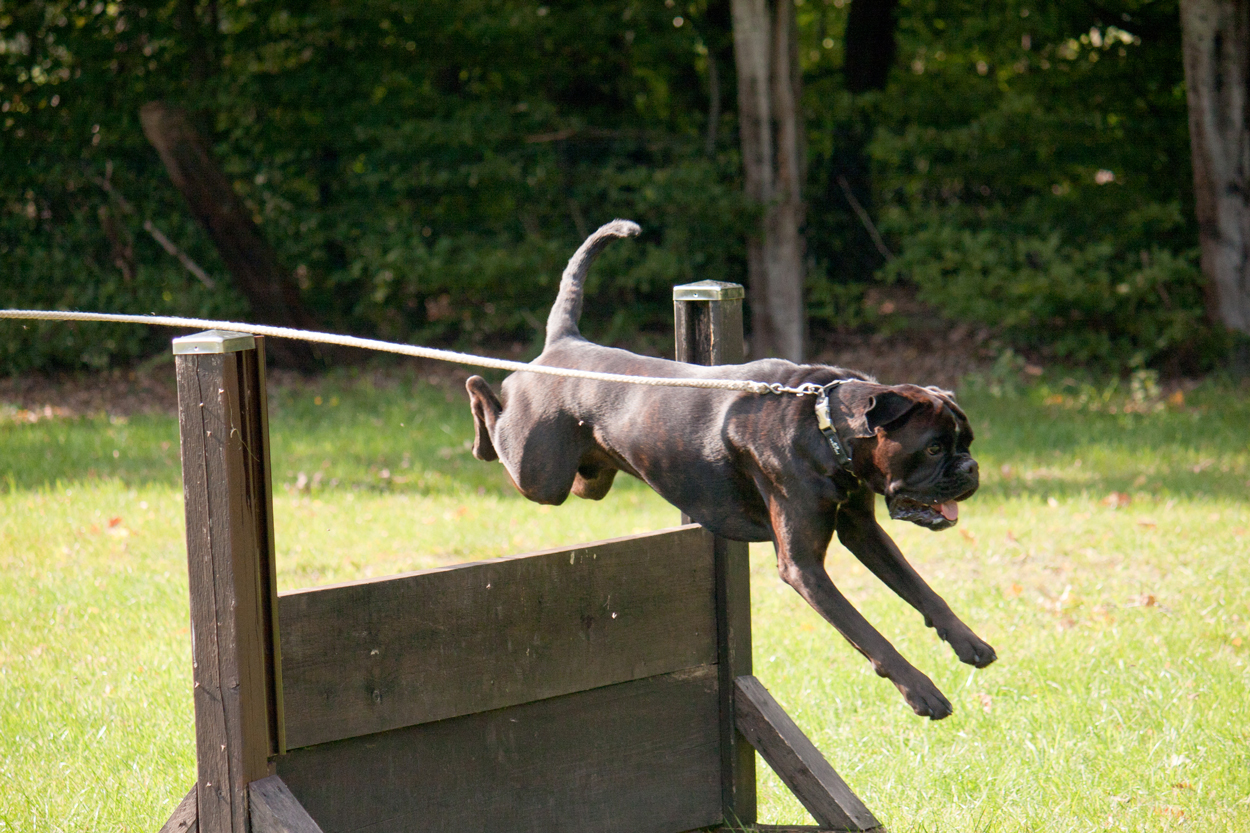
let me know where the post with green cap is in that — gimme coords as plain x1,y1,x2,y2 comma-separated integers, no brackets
171,330,284,833
672,282,756,827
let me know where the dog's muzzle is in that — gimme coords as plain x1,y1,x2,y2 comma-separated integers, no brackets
887,457,979,530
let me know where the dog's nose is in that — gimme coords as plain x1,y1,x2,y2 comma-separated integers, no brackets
958,457,978,478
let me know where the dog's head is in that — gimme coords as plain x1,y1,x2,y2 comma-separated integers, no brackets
832,382,978,530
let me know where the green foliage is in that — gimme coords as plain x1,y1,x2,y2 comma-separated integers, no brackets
1,0,745,371
883,211,1209,367
869,0,1210,369
0,0,1214,373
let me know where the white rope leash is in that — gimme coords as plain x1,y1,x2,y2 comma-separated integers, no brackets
0,309,820,396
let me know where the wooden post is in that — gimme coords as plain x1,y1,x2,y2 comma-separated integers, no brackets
673,281,757,827
174,330,283,833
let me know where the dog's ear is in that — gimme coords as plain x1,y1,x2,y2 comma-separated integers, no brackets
865,390,920,433
833,382,919,438
926,386,969,426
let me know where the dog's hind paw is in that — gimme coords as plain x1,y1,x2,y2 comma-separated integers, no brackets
465,376,500,462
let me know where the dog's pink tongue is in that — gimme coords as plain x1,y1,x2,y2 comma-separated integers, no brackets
938,501,959,521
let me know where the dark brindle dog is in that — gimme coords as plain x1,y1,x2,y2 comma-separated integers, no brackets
466,220,995,719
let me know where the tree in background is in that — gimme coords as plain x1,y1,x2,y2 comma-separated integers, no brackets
0,0,748,371
731,0,805,361
1180,0,1250,348
868,0,1209,372
0,0,1221,375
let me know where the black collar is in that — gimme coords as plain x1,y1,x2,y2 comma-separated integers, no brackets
813,380,856,473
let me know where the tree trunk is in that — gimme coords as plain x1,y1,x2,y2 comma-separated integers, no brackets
1180,0,1250,336
140,101,323,369
731,0,806,362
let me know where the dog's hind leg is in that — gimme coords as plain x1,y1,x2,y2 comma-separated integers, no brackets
572,463,618,500
465,376,501,461
467,376,585,505
499,423,589,505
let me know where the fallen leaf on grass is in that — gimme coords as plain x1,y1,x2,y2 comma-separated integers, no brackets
1136,518,1157,528
107,516,122,528
960,528,977,543
974,692,992,712
1128,593,1157,607
1102,492,1131,508
1155,806,1185,819
1004,582,1023,598
1171,782,1192,791
1233,636,1243,648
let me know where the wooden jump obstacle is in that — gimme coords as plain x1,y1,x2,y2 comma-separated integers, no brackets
159,282,882,833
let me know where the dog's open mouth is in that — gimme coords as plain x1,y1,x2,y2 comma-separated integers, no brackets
887,493,972,530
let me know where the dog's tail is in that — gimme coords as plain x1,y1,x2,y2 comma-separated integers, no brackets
544,219,641,347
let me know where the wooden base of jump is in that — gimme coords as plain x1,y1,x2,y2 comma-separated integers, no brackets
160,283,882,833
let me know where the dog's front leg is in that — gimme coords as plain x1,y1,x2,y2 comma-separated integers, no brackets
771,506,953,720
835,485,996,669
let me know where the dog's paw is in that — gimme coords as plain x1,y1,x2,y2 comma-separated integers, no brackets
465,376,500,462
892,669,953,720
938,624,997,668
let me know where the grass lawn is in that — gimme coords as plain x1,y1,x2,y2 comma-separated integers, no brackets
1,366,1247,832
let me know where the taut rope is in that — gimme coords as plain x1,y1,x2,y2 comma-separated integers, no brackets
0,310,826,397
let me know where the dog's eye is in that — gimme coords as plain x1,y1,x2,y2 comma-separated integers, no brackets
926,441,944,456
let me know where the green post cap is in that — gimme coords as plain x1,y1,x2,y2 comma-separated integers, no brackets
172,330,256,355
672,281,746,302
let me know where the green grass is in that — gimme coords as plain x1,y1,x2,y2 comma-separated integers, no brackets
1,367,1247,831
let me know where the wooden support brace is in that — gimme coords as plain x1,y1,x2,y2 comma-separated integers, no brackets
249,776,325,833
733,675,882,832
159,776,324,833
158,787,198,833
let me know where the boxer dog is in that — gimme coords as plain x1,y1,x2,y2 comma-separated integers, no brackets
466,220,994,719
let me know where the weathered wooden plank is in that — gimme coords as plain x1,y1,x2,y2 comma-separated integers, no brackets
714,536,756,822
249,776,324,833
178,351,236,833
733,676,881,832
752,826,881,832
157,786,197,833
675,282,756,827
276,666,723,833
278,525,716,749
697,826,874,833
246,339,286,755
176,335,280,833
